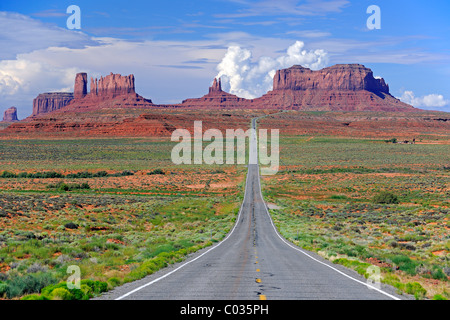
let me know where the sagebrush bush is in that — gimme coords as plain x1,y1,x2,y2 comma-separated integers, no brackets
373,191,399,204
5,272,57,299
389,254,417,275
406,282,427,300
147,169,165,175
47,181,90,191
39,279,108,300
50,287,72,300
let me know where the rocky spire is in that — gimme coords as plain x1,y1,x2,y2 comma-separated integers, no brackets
74,73,88,99
88,73,135,98
209,78,222,94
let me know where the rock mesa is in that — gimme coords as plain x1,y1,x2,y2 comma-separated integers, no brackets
2,106,19,122
88,73,136,99
32,92,74,117
256,64,415,111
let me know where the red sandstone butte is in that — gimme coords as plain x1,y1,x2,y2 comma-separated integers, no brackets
181,78,250,109
2,106,19,122
88,73,136,99
65,72,153,111
32,92,74,117
178,64,415,112
11,64,419,136
30,72,153,118
254,64,415,111
272,64,389,92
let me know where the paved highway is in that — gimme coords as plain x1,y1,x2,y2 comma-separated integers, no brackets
97,118,404,300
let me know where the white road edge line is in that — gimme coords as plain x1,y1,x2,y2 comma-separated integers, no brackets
256,158,402,300
114,163,251,300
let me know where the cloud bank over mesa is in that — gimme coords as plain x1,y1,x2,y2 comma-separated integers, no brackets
216,41,328,99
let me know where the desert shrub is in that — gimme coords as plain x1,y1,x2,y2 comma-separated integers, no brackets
148,169,165,175
93,171,108,177
41,279,107,300
20,294,48,300
0,281,7,297
50,287,73,300
405,282,427,300
112,170,134,177
107,277,122,288
26,262,48,274
65,170,133,178
36,171,64,179
64,222,79,229
0,171,17,178
389,255,418,275
1,171,64,179
80,182,90,189
373,191,399,204
4,272,57,299
65,171,93,179
431,267,447,281
330,194,348,200
47,182,90,192
332,258,371,276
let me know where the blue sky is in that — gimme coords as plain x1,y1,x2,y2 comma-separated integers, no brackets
1,0,449,118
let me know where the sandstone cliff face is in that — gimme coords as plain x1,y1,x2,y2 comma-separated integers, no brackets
2,107,19,121
30,72,151,118
273,64,389,93
179,65,413,111
67,72,152,111
257,64,414,111
32,93,74,117
88,73,135,99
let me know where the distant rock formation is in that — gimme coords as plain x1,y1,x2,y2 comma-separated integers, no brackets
2,107,19,122
255,64,415,111
209,78,222,93
23,64,417,122
272,64,389,93
178,65,414,111
181,78,250,108
29,72,151,118
65,72,152,111
32,92,74,117
74,72,88,99
87,73,136,99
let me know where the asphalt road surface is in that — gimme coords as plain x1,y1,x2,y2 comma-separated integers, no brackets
97,118,404,300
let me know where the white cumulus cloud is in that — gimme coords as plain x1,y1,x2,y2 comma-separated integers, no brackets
399,90,449,110
216,41,328,99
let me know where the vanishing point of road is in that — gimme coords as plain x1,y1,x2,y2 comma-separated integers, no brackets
96,118,404,300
